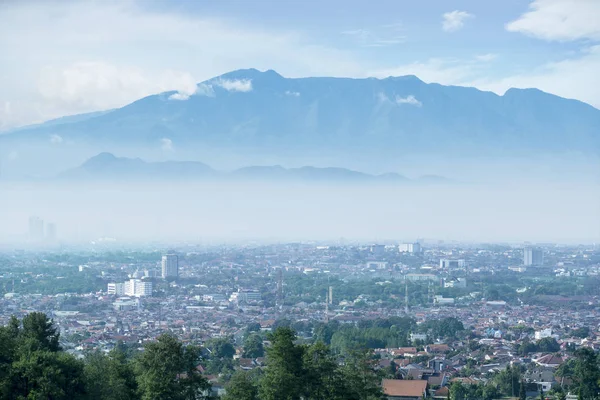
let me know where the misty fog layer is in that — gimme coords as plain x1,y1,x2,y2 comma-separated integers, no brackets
1,181,598,245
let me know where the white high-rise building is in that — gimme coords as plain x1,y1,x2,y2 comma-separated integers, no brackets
46,222,57,243
108,282,125,296
524,247,543,266
399,242,421,254
28,216,44,242
124,279,153,297
161,254,178,279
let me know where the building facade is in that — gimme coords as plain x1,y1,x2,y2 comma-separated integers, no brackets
161,253,179,278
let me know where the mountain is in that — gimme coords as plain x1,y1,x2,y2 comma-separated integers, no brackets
2,68,599,180
4,68,599,152
58,153,428,184
60,152,215,180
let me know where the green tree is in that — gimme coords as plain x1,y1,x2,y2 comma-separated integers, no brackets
20,312,61,352
573,347,600,400
519,379,527,400
135,334,210,400
536,337,560,353
303,341,346,400
243,334,264,358
340,349,383,400
259,327,305,400
9,350,86,400
205,337,236,359
450,381,467,400
223,371,259,400
84,346,137,400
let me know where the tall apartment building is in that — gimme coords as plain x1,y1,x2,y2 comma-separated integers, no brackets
524,247,544,266
399,242,421,254
124,279,153,297
107,282,125,296
161,253,179,279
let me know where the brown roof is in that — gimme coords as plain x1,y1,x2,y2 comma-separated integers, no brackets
382,379,427,397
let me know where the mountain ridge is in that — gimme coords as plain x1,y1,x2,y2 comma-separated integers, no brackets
1,68,599,181
59,152,449,184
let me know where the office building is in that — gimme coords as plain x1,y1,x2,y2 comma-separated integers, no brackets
439,259,466,269
161,254,178,279
524,247,543,266
399,242,421,254
124,279,153,297
107,282,125,296
28,216,44,242
369,244,386,256
46,222,57,243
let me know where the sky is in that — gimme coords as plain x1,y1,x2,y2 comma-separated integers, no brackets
0,0,599,129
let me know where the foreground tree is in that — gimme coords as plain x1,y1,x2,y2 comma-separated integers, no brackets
259,327,305,400
223,370,259,400
135,333,210,400
9,350,86,399
85,346,137,400
340,349,384,400
574,347,600,400
243,334,265,358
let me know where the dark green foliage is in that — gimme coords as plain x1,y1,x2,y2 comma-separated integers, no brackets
20,312,61,352
0,316,386,400
243,334,265,358
536,337,560,353
223,371,259,400
339,349,384,400
84,347,137,400
319,317,415,354
519,379,527,400
205,337,236,359
573,347,600,400
135,333,211,400
259,327,305,400
571,327,590,338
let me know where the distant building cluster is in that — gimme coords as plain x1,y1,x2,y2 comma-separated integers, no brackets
28,216,57,244
108,279,153,297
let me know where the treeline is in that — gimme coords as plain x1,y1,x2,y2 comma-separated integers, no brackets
313,317,465,353
0,313,385,400
0,312,210,399
225,328,384,400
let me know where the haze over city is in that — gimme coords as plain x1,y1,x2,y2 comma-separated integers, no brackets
1,2,600,400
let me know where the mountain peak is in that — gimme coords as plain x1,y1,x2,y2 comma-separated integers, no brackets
217,68,283,81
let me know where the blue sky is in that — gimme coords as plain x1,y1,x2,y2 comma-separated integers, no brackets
0,0,599,128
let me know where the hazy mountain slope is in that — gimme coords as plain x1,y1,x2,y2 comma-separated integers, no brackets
4,68,599,154
58,153,422,183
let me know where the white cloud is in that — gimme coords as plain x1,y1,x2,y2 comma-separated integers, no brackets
285,90,300,97
341,25,406,47
442,11,474,32
372,57,481,85
506,0,600,41
472,45,600,109
50,134,64,144
169,83,215,100
376,92,422,107
160,138,174,152
475,54,498,62
215,79,253,93
7,150,18,161
395,95,422,107
0,0,362,128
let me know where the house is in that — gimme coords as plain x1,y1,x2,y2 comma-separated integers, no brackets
534,354,563,368
426,344,450,354
382,379,428,400
433,386,449,400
